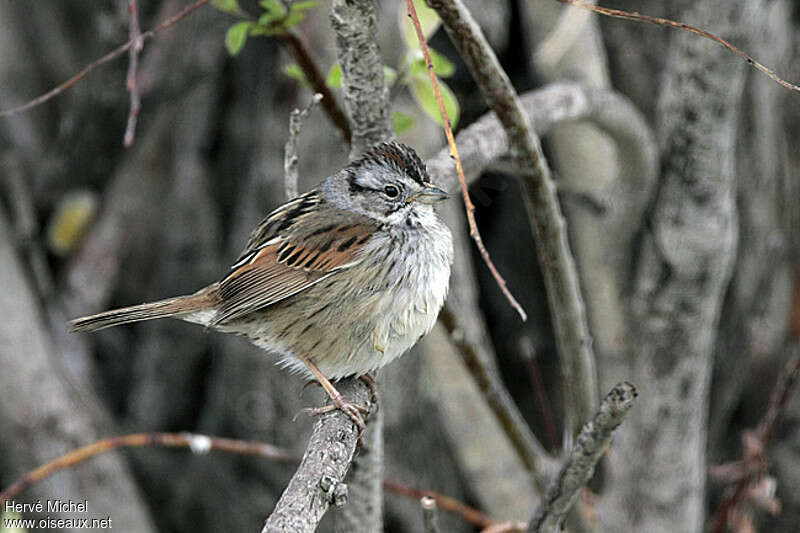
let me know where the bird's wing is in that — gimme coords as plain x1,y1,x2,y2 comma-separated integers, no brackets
211,190,377,326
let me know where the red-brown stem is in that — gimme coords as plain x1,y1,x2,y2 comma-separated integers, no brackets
0,0,212,118
0,432,296,505
554,0,800,92
0,431,496,529
382,480,494,529
280,30,352,142
405,0,526,321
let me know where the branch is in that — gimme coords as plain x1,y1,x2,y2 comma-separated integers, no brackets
123,0,144,147
0,432,296,506
283,93,322,200
329,0,392,158
554,0,800,93
709,345,800,532
261,379,375,532
0,0,212,118
528,382,638,533
428,0,598,436
438,306,552,492
279,30,351,142
406,0,527,322
0,429,496,530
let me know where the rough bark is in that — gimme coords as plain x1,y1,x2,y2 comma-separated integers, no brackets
598,2,751,530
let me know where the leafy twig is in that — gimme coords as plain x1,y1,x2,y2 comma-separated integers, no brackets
0,0,212,119
554,0,800,93
405,0,527,322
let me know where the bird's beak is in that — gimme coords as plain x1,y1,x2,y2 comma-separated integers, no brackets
409,185,450,204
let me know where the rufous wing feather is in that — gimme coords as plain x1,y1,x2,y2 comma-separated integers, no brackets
210,209,376,326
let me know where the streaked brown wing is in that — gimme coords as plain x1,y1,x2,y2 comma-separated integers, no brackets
211,201,376,326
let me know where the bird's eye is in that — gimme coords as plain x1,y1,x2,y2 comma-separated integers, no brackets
383,185,400,198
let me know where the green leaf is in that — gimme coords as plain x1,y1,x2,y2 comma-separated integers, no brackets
428,48,455,77
284,64,309,85
225,21,251,55
290,0,319,12
259,0,286,19
281,10,306,28
392,111,415,134
326,62,342,88
212,0,242,15
408,49,455,78
399,0,442,48
410,76,460,129
384,66,398,86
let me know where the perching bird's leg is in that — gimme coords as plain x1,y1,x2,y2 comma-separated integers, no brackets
302,357,369,431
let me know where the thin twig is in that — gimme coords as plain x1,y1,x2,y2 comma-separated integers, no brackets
528,382,638,533
520,336,560,452
383,480,493,529
428,0,597,437
439,306,551,492
554,0,800,93
405,0,527,322
0,432,296,505
0,429,494,529
279,30,352,142
421,496,441,533
123,0,144,147
0,0,212,118
284,93,323,200
709,346,800,533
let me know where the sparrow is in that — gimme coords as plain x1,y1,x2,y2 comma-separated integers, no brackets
69,142,454,428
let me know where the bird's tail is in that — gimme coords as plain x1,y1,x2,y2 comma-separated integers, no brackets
68,289,217,332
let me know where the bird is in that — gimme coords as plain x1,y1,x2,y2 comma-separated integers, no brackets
69,142,454,429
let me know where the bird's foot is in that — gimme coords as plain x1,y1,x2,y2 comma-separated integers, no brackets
304,393,369,431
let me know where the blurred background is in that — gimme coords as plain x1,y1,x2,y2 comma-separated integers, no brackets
0,0,798,531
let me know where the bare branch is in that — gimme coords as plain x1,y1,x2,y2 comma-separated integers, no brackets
405,0,527,322
709,345,800,532
0,429,496,530
123,0,144,147
427,0,598,436
262,379,376,533
0,432,297,506
284,93,323,200
528,382,638,533
0,0,212,118
554,0,800,93
383,480,494,529
330,0,392,158
438,306,552,492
